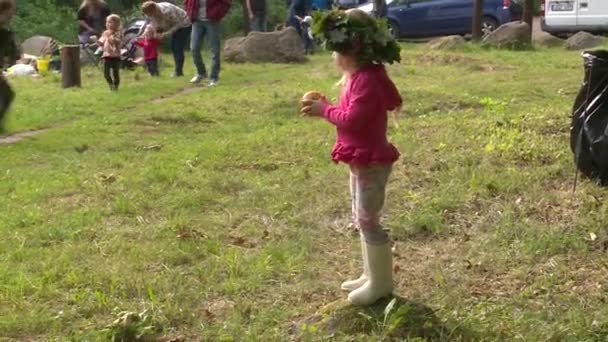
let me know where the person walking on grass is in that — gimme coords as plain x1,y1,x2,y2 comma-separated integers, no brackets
0,0,17,132
300,9,402,306
98,14,122,91
246,0,267,32
142,1,192,78
184,0,231,86
135,26,162,76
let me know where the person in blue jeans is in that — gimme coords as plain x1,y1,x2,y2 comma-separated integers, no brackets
288,0,310,43
142,1,192,77
185,0,230,86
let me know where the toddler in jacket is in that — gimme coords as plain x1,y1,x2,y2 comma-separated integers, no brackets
301,9,402,306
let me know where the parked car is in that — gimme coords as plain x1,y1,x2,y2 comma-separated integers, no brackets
358,0,513,39
541,0,608,36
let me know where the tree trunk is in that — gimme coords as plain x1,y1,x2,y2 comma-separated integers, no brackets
61,45,81,88
242,0,250,35
522,0,534,43
472,0,483,42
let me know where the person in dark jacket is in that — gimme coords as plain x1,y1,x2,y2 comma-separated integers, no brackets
77,0,111,44
0,0,17,132
246,0,267,32
288,0,310,37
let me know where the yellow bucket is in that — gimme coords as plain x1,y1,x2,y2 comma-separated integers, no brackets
36,57,50,74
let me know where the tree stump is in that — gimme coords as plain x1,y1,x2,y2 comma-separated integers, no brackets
61,45,81,88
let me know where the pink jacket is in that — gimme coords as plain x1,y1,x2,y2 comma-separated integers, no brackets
322,64,402,166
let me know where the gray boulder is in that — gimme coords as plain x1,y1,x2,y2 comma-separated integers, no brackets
565,31,604,50
483,22,531,49
21,36,58,56
427,35,466,50
224,27,306,63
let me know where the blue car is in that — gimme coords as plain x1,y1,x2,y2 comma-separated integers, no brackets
359,0,513,38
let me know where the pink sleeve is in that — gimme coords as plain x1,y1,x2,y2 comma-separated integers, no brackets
322,75,376,130
383,76,402,111
134,39,144,47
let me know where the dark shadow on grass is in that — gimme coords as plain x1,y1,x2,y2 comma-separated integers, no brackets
291,296,476,341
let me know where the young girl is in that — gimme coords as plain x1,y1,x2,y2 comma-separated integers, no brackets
98,14,122,90
301,9,402,306
0,0,17,131
134,26,161,76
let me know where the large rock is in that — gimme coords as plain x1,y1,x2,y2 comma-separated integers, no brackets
427,35,466,50
533,31,564,48
21,36,58,56
223,27,306,63
565,31,604,50
483,22,531,49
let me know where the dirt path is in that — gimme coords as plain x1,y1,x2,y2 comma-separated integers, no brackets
0,129,49,145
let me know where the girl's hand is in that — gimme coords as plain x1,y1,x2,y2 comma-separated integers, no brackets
300,99,324,117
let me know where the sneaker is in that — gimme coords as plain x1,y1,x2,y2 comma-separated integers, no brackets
190,75,205,84
208,79,218,87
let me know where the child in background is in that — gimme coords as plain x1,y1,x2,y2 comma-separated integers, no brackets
98,14,122,90
0,0,17,131
298,15,314,55
300,9,402,306
134,25,161,76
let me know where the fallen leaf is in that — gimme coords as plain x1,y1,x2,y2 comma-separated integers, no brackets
393,265,401,274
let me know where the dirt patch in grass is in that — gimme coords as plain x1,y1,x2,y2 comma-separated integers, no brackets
411,53,514,73
0,128,49,145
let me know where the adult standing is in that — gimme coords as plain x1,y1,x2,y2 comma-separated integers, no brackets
142,1,191,77
184,0,231,86
246,0,267,32
288,0,309,37
77,0,111,44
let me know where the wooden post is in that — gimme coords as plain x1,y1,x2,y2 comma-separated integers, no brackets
472,0,483,42
61,45,81,88
522,0,534,43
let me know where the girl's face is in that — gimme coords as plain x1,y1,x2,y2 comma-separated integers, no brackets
106,18,119,31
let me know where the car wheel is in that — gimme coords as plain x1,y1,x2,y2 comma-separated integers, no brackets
388,20,400,39
481,17,499,37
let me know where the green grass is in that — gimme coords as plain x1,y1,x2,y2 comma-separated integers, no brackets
2,44,608,341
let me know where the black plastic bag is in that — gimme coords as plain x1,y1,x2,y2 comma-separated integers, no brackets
571,50,608,186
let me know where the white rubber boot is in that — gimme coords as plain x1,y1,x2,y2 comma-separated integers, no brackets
347,241,393,306
341,234,369,291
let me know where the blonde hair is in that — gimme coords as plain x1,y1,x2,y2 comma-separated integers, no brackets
106,14,121,28
144,25,157,38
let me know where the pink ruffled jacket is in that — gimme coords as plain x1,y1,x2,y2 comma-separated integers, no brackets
322,64,402,166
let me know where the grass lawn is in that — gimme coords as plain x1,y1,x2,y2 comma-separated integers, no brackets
2,44,608,341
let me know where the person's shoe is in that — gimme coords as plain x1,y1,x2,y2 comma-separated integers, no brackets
341,234,369,291
208,79,219,87
347,241,393,306
190,74,205,84
171,72,183,78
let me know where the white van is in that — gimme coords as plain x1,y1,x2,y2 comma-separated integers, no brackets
541,0,608,36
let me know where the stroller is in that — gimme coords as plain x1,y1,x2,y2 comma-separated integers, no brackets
82,17,147,69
